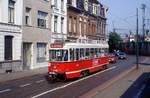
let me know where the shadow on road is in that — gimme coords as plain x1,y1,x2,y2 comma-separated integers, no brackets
120,72,150,98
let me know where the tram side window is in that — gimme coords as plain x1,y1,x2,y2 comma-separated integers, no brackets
90,48,94,58
85,48,89,59
70,49,74,61
63,50,68,61
104,48,108,56
80,48,84,60
98,48,102,57
76,48,79,61
101,49,106,57
95,48,99,58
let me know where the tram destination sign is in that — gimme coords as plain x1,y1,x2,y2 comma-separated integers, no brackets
50,43,63,48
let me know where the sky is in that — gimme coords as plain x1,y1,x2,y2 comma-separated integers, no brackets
100,0,150,35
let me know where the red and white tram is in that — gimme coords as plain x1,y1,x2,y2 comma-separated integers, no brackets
48,42,110,81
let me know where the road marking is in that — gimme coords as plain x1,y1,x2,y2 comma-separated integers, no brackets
20,83,31,88
36,80,45,83
0,89,11,93
31,66,117,98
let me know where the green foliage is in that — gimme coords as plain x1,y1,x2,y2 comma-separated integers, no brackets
108,32,123,52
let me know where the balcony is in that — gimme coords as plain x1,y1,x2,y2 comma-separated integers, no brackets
0,22,21,33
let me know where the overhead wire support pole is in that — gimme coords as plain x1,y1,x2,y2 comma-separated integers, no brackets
141,4,146,41
136,8,139,69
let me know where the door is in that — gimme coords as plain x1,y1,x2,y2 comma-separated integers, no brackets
5,36,13,60
23,43,32,70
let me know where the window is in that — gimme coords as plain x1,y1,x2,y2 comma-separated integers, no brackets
8,0,15,23
69,16,72,32
5,36,13,60
84,0,88,11
37,43,47,62
44,0,49,1
61,17,64,33
54,0,58,9
84,21,86,34
79,19,82,35
88,2,93,14
85,48,90,59
76,48,79,61
72,0,76,7
54,16,58,32
80,48,84,59
25,7,31,25
61,0,64,11
70,48,75,61
37,11,48,28
77,0,84,9
67,0,71,5
73,18,76,33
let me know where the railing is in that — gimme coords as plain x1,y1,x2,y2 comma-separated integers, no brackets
0,22,21,33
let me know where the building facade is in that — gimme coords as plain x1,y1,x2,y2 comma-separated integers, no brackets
51,0,67,44
0,0,22,73
0,0,108,73
22,0,51,69
67,0,108,43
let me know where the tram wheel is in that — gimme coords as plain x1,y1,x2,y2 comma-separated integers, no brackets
103,65,108,70
81,70,89,77
59,74,67,82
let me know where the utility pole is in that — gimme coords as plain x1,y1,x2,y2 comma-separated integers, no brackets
136,8,139,69
141,4,146,41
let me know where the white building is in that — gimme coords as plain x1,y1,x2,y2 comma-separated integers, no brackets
0,0,23,73
51,0,67,43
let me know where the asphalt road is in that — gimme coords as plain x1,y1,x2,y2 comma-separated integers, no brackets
0,55,145,98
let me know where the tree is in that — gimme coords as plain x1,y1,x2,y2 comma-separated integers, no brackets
108,32,123,52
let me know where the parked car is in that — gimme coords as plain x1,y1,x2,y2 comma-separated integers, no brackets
108,54,117,63
117,52,127,59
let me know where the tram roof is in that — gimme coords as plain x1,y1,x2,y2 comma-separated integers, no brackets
50,43,109,49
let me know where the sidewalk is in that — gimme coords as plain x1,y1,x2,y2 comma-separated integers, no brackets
0,67,48,83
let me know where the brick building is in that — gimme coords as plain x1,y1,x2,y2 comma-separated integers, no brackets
67,0,108,43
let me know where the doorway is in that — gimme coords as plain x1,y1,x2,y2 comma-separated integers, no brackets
23,43,32,70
